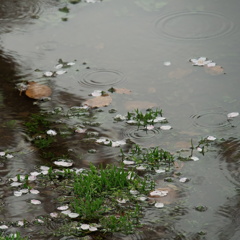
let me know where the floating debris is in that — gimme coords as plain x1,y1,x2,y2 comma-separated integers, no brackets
190,156,199,161
189,57,213,66
160,125,172,130
155,202,164,208
164,61,171,66
53,160,73,167
25,82,52,100
31,199,41,205
227,112,239,118
207,136,216,141
83,95,112,108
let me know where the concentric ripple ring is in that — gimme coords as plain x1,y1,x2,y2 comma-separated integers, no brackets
155,12,234,40
80,69,126,88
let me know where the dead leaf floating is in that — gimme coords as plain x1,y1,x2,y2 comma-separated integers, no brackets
83,95,112,108
25,82,52,100
204,65,225,75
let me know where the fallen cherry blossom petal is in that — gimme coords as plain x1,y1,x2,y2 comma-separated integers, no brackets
54,160,73,167
81,224,90,230
179,177,188,183
89,226,98,231
11,182,23,187
61,210,71,215
130,190,139,195
6,154,14,159
155,202,164,208
146,125,154,130
0,225,8,229
50,212,58,218
30,189,39,194
136,165,146,170
68,213,79,218
20,189,29,194
44,71,53,77
56,70,66,75
75,128,87,133
164,61,171,66
150,190,168,197
67,62,75,66
155,169,165,173
117,199,127,203
207,136,216,141
55,64,63,69
190,156,199,161
0,152,5,157
46,129,57,136
14,191,23,197
123,160,135,165
227,112,239,118
57,205,69,211
160,125,172,130
31,199,41,205
91,90,102,97
40,166,50,171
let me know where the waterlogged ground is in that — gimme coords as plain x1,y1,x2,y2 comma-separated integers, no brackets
1,0,240,239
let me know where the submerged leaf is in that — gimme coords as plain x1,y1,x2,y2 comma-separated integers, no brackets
83,95,112,108
204,65,224,75
25,82,52,100
114,88,132,94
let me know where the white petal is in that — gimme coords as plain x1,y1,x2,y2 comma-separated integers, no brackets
150,190,168,197
30,171,41,176
0,225,8,229
190,156,199,161
207,136,216,141
197,147,203,152
61,210,71,215
56,70,66,75
126,120,137,124
164,61,171,66
136,165,146,170
57,205,69,211
11,182,23,187
40,166,50,171
44,71,53,77
75,128,87,133
6,154,14,159
50,212,58,218
28,175,37,181
160,125,172,130
130,190,139,195
89,226,98,231
227,112,239,118
155,202,164,208
91,90,102,97
31,199,41,205
55,64,63,69
54,161,73,167
30,189,39,194
46,130,57,136
36,219,44,223
155,169,165,173
20,189,29,194
207,62,216,67
14,191,23,197
0,152,5,157
123,160,135,165
68,212,79,218
146,125,154,130
17,221,24,226
67,62,76,66
81,224,90,230
179,177,188,183
154,117,166,123
138,196,147,201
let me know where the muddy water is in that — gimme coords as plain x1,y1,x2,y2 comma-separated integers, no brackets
1,0,240,239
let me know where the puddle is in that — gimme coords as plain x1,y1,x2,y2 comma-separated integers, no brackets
1,0,240,239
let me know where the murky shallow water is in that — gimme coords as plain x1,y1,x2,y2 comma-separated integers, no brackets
1,0,240,239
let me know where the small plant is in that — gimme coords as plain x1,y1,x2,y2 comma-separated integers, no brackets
123,144,175,171
126,108,164,127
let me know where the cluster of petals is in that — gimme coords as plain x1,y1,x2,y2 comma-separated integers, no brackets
150,190,168,197
190,57,215,67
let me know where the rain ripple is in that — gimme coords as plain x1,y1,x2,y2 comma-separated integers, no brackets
154,11,234,40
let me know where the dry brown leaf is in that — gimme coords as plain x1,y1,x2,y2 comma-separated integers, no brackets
25,82,52,99
168,68,192,79
204,65,225,75
114,88,131,94
83,95,112,108
124,100,157,111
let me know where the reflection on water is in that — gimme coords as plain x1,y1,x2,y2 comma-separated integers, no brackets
1,0,240,239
